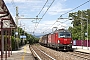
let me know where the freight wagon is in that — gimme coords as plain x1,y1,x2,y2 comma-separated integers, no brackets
39,34,48,46
39,29,72,51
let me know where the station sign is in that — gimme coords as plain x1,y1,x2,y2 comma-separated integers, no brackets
73,40,76,45
3,20,10,28
20,35,26,38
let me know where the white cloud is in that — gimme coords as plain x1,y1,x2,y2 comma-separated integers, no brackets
3,0,72,36
47,3,72,15
4,0,42,3
35,20,68,34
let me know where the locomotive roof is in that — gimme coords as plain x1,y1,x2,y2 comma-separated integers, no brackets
45,29,71,36
54,29,70,33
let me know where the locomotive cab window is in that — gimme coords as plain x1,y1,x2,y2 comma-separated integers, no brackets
58,32,71,38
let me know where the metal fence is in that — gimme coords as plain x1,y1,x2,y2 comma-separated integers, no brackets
73,40,90,47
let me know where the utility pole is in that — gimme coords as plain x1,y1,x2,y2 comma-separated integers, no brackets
15,6,42,46
81,12,84,49
16,7,19,25
87,18,88,50
16,6,19,49
80,15,89,50
17,16,42,36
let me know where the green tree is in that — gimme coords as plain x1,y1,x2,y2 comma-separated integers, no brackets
69,9,90,40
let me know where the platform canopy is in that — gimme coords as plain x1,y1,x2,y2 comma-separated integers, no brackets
0,0,16,30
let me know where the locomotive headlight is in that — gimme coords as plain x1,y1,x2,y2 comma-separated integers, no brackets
71,41,72,43
58,40,60,43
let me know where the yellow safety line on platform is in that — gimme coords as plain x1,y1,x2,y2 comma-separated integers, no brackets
22,46,26,60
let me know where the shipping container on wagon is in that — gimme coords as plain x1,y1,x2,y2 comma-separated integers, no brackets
42,34,48,46
39,36,44,45
51,34,55,44
47,33,52,47
48,34,51,44
44,34,48,45
51,33,58,43
39,36,43,43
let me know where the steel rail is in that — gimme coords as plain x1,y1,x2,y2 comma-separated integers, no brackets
36,47,56,60
30,47,42,60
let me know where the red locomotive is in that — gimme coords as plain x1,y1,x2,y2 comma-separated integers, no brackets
39,29,72,51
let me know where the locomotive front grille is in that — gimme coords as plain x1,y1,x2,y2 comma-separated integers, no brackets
58,44,72,50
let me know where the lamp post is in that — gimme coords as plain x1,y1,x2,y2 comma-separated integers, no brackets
80,17,88,50
86,15,89,50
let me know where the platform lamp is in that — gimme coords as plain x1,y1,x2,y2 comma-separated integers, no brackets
80,16,89,50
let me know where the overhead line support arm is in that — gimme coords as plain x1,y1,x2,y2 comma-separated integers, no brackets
18,18,42,20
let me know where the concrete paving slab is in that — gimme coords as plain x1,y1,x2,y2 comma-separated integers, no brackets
4,44,35,60
72,46,90,53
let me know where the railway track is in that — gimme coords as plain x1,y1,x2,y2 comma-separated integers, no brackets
66,51,90,60
30,45,56,60
30,44,90,60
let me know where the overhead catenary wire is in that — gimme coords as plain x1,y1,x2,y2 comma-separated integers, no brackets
43,0,90,34
59,0,90,18
33,0,48,34
44,21,57,33
41,0,55,19
11,0,16,8
33,0,55,33
36,0,48,17
45,19,69,33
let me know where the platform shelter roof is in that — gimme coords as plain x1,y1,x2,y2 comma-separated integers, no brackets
0,0,16,30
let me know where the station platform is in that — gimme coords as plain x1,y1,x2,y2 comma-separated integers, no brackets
1,45,90,60
72,46,90,53
5,44,35,60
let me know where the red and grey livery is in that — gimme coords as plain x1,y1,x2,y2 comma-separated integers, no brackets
39,29,72,51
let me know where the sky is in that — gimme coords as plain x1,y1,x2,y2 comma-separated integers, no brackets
3,0,90,36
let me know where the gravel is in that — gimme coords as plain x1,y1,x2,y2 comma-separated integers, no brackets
32,44,87,60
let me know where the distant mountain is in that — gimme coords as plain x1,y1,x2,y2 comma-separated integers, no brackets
34,35,43,38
